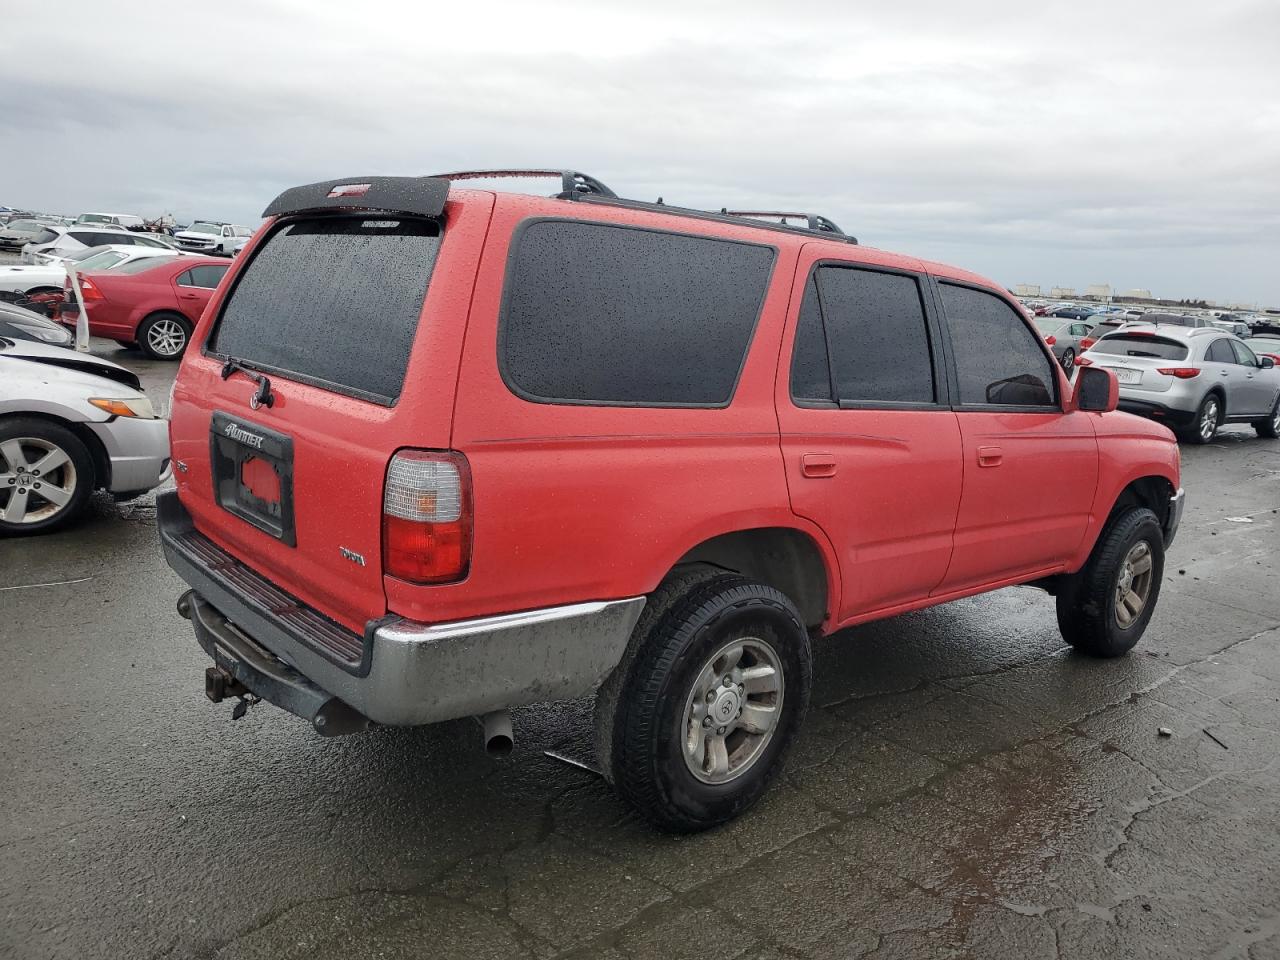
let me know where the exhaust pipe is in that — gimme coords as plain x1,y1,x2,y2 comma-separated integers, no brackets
478,710,514,758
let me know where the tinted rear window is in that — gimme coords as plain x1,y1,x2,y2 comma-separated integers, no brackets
114,256,177,275
1091,334,1188,360
499,220,774,406
210,216,440,404
31,229,59,244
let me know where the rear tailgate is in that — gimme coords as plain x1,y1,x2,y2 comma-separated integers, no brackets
168,178,493,634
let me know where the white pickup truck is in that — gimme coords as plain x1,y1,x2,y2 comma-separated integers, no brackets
173,221,253,257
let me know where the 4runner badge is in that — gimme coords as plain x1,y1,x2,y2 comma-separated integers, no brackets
339,546,367,566
223,422,265,449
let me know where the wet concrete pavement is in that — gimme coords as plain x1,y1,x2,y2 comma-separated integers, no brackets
2,341,1278,959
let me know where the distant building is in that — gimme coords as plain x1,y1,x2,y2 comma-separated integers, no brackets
1084,283,1112,301
1049,286,1076,299
1013,283,1041,297
1120,289,1153,300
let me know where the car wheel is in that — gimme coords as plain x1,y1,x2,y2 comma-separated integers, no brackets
1253,397,1280,439
1060,349,1075,376
1056,507,1164,658
595,572,812,832
137,312,192,360
1184,393,1221,444
0,418,95,535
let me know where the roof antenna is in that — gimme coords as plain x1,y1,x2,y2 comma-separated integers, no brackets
656,196,664,205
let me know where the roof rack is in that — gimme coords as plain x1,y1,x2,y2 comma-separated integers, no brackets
719,210,847,237
430,169,618,199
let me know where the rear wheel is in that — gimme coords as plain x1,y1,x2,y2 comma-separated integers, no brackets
596,573,811,832
137,311,192,360
1056,507,1164,657
1184,393,1221,444
1253,397,1280,439
0,418,94,535
1061,349,1075,376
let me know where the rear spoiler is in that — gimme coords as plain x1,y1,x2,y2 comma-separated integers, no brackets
262,176,449,219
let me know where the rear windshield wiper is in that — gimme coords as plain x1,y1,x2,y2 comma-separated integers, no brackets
221,357,275,409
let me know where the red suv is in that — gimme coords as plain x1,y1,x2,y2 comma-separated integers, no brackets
160,171,1183,831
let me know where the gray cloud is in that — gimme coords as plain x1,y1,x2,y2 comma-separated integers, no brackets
1,0,1276,304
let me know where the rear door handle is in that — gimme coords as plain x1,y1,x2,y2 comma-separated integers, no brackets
801,454,837,478
180,293,199,300
977,445,1003,467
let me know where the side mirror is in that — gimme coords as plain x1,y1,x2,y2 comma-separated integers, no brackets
1261,356,1275,369
1075,365,1118,412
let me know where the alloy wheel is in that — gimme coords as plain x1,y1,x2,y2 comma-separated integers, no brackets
681,636,785,784
1200,398,1219,441
147,318,187,357
1114,540,1154,628
1062,350,1075,375
0,437,78,525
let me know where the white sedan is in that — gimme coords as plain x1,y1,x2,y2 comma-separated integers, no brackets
0,339,170,534
0,245,183,297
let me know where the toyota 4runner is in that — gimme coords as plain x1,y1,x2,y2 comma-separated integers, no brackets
159,170,1184,831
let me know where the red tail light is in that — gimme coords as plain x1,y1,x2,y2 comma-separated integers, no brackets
1045,335,1057,346
1157,367,1201,379
382,450,472,584
1075,356,1093,366
76,276,104,302
1080,338,1096,349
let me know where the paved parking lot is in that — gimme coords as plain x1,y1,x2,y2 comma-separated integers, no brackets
2,343,1278,959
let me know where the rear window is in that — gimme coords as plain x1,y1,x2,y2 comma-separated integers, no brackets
210,216,440,404
114,256,177,275
30,229,59,245
1091,334,1188,360
499,220,774,406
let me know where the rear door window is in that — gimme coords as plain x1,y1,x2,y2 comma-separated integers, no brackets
790,265,935,404
181,264,229,288
499,220,774,406
1091,334,1189,361
210,215,441,404
1205,339,1235,364
939,283,1057,407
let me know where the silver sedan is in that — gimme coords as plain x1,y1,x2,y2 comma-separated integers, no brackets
0,340,170,533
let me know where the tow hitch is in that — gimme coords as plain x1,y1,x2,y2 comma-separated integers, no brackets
205,666,262,719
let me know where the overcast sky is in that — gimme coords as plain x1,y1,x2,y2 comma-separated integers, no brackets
2,1,1277,305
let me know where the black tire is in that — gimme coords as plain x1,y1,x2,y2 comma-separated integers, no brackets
1183,393,1221,444
595,572,812,832
0,417,95,535
1061,349,1075,376
137,311,192,360
1253,397,1280,439
1056,507,1164,658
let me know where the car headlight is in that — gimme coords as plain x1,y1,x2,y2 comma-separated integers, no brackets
33,326,73,344
88,396,158,419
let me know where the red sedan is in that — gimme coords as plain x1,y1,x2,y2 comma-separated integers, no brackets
60,256,230,359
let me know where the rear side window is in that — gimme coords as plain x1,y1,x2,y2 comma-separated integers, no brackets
179,264,229,288
939,283,1056,407
1093,334,1189,361
1205,339,1234,363
211,216,441,404
30,229,60,244
790,265,935,404
499,220,774,406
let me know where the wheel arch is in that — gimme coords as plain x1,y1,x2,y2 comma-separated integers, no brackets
665,525,835,631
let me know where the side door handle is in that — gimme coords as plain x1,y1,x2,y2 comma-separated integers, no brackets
801,454,837,478
977,445,1003,468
